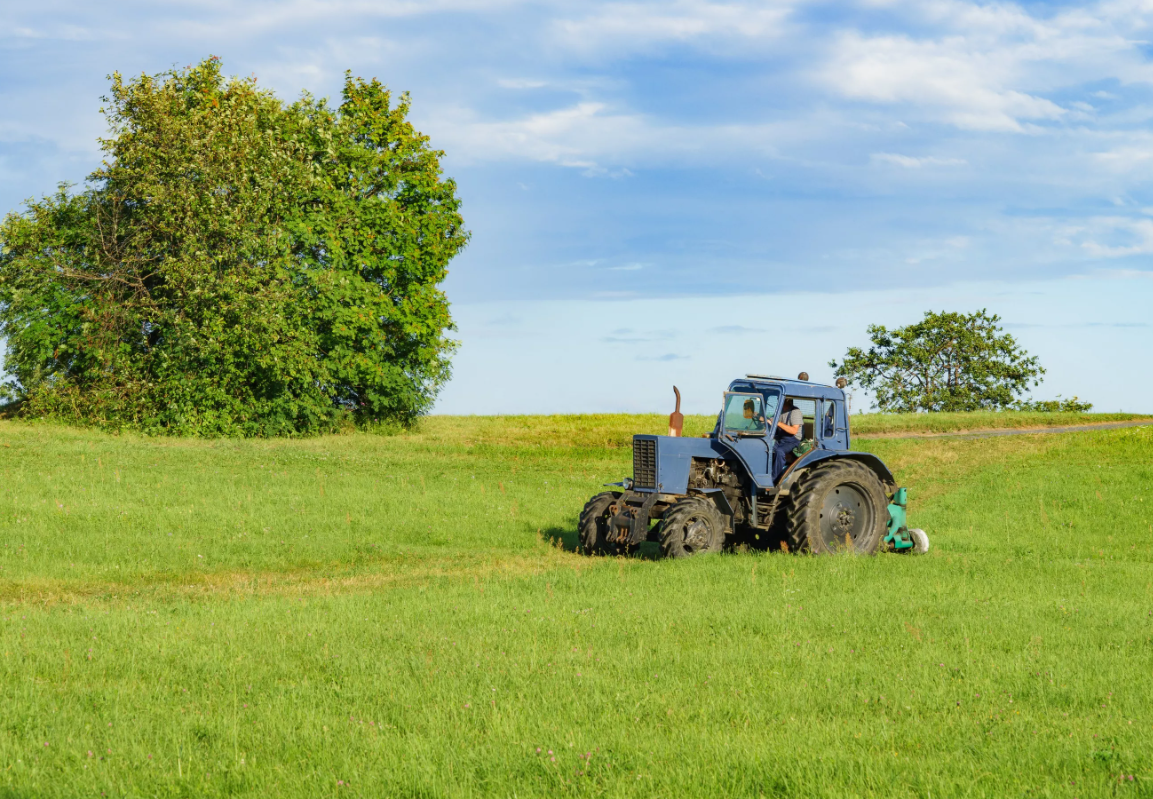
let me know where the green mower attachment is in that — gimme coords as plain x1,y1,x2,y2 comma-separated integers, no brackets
884,487,930,554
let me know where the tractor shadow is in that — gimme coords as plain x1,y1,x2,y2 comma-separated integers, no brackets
540,526,662,561
541,526,580,552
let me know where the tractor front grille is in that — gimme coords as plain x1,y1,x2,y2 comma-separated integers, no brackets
633,437,657,489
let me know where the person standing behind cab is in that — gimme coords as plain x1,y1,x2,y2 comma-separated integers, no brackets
772,398,804,482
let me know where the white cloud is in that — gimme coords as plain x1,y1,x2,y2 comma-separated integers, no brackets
871,152,967,167
431,100,789,170
434,102,643,169
497,78,549,89
553,0,794,54
1074,216,1153,257
1093,138,1153,173
158,0,527,35
821,32,1066,132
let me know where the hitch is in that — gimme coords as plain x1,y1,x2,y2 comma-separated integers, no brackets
608,492,659,547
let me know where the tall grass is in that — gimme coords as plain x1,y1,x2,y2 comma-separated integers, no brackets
0,417,1151,797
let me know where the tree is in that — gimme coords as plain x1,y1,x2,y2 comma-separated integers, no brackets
829,310,1044,413
0,57,467,436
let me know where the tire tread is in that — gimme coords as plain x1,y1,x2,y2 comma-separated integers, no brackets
785,460,888,555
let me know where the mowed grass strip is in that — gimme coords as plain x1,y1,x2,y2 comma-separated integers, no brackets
0,418,1151,797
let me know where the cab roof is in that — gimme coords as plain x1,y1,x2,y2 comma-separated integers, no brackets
728,375,845,401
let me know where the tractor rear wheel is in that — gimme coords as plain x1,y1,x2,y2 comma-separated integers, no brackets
785,460,888,555
660,497,725,558
578,491,624,555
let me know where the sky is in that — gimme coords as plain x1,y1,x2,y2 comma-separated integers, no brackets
1,0,1151,414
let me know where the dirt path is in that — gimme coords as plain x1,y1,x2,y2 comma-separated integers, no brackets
857,419,1153,441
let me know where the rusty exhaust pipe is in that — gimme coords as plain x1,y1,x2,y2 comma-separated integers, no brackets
668,385,683,437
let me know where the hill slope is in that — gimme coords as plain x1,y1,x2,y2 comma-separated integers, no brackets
0,417,1151,797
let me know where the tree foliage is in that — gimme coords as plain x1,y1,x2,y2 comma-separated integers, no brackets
830,310,1044,413
0,57,467,435
1014,395,1093,413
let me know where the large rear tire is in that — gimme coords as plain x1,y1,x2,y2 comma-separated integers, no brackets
785,460,888,555
578,491,623,555
660,497,725,559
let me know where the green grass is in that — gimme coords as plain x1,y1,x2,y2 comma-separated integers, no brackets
1,416,1152,797
850,410,1152,436
394,410,1153,444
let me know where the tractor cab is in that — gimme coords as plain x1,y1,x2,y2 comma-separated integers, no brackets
721,375,851,476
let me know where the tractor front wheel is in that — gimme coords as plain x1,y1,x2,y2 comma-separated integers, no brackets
578,491,624,555
786,461,888,555
660,497,725,558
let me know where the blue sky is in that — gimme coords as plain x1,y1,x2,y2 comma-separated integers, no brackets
2,0,1151,414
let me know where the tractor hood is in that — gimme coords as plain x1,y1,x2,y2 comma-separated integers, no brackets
631,434,728,493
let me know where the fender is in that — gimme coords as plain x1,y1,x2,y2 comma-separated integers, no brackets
778,449,895,491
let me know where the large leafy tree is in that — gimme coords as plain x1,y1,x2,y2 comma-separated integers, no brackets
830,310,1044,412
0,57,467,435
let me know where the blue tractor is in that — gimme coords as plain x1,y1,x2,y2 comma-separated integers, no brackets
579,374,929,558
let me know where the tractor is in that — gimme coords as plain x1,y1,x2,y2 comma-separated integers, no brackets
578,374,929,558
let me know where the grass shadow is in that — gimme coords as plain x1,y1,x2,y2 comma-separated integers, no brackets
541,526,663,561
542,525,579,552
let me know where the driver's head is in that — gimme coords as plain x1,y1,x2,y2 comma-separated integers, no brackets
743,399,756,419
783,398,795,411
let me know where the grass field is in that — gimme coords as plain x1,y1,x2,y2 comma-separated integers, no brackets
1,414,1152,797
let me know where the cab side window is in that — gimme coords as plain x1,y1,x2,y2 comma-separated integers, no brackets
823,401,836,438
788,398,817,440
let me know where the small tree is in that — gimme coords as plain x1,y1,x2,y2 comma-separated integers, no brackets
0,58,467,435
829,310,1044,412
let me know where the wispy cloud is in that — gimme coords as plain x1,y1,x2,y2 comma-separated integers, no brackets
553,1,794,56
602,327,676,343
871,153,967,168
1067,217,1153,258
9,0,1153,308
1004,321,1149,329
636,353,689,361
709,325,765,334
820,32,1066,132
429,101,787,171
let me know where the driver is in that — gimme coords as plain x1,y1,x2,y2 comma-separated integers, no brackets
772,398,804,482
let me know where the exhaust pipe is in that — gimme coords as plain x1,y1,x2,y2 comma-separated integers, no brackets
668,385,683,437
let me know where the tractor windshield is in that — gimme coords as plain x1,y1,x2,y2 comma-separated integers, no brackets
722,393,767,435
